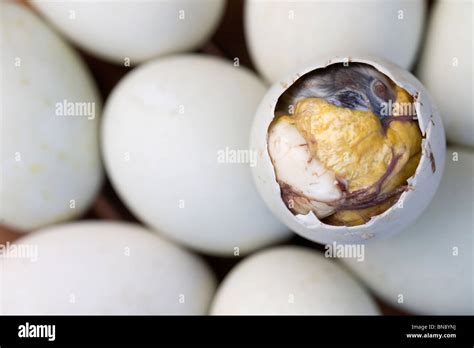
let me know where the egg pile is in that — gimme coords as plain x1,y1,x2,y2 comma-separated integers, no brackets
0,0,472,316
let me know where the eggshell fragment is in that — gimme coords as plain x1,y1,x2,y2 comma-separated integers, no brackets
417,0,473,148
342,147,474,315
245,0,426,82
0,221,216,314
31,0,226,65
102,55,291,256
250,55,446,245
1,3,102,230
211,246,380,315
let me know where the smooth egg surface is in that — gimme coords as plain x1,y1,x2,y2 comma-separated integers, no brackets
0,221,217,314
211,246,380,315
245,0,426,83
31,0,226,64
102,54,291,256
418,0,473,148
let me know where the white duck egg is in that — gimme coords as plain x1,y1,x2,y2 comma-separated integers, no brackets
0,3,102,231
245,0,426,83
250,55,446,245
342,147,474,315
31,0,226,65
102,54,291,256
0,221,217,314
417,0,473,148
210,246,380,315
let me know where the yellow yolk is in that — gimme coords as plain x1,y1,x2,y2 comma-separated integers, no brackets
292,87,421,192
276,86,422,226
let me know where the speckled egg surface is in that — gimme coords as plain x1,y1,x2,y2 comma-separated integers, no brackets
1,3,102,231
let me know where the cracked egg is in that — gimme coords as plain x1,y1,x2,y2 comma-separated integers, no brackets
250,55,446,244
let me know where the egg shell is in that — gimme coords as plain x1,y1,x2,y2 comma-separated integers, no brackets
245,0,426,83
102,54,291,256
210,246,380,315
417,0,473,148
1,3,102,230
342,147,474,315
31,0,226,65
0,221,217,314
250,54,446,245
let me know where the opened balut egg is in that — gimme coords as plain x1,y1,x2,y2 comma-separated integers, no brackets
250,56,445,244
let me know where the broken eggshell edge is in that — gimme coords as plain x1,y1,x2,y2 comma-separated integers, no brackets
249,54,446,245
